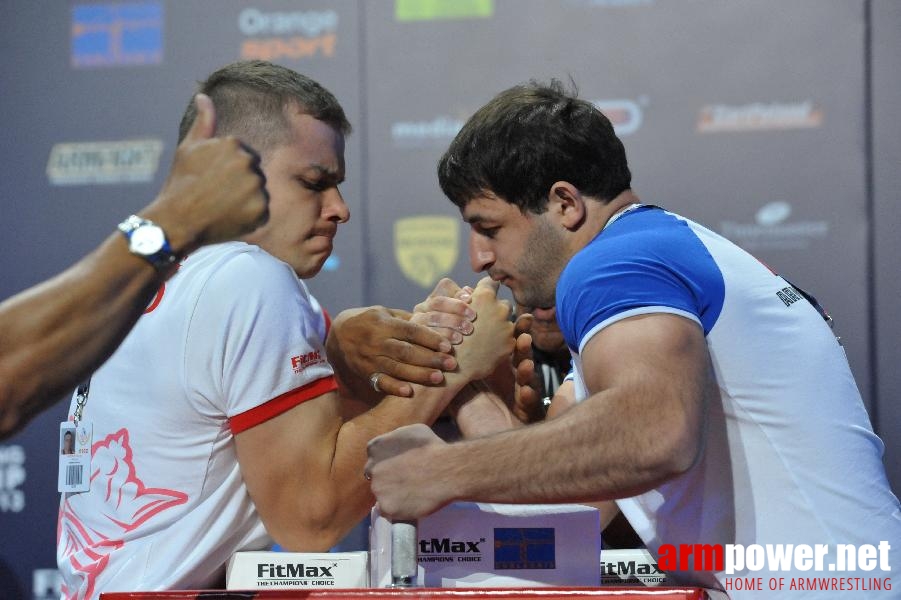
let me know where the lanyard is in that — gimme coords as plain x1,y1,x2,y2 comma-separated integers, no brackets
73,378,91,427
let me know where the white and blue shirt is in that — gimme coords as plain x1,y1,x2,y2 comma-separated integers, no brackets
557,205,901,596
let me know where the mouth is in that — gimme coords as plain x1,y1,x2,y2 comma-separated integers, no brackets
530,306,556,321
311,227,337,241
487,270,508,284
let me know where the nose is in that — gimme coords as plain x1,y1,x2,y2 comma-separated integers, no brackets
325,187,350,224
469,232,495,273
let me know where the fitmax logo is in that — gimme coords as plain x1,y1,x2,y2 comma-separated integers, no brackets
602,560,663,576
258,564,333,578
419,538,483,553
291,350,323,373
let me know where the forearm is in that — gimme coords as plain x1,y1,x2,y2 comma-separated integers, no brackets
281,277,516,539
451,381,522,438
0,233,169,438
0,191,217,440
417,388,701,508
280,374,470,550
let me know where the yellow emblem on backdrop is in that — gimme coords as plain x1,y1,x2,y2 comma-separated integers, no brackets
394,215,459,288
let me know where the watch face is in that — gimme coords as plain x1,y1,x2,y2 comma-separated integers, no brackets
131,225,166,255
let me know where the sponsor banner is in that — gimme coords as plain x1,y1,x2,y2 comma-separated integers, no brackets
718,201,829,251
371,502,600,587
388,100,643,148
698,101,823,133
0,445,26,513
395,0,494,22
239,7,339,61
71,2,163,68
494,527,555,570
394,215,459,288
593,98,646,137
601,548,669,586
46,139,163,186
390,116,464,148
226,551,368,589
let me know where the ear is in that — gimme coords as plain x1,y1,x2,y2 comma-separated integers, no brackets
547,181,586,230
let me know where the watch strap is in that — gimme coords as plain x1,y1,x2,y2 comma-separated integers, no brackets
117,215,178,269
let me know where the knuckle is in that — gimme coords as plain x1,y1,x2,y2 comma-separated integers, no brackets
434,277,455,292
397,342,415,362
426,313,447,328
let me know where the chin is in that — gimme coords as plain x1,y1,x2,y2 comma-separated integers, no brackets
301,259,329,279
295,266,321,279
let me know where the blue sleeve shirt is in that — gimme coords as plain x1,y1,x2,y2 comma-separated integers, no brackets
557,205,724,355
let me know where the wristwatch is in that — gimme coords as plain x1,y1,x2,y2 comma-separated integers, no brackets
117,215,178,269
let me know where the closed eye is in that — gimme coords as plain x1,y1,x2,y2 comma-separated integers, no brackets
298,177,341,192
475,225,499,239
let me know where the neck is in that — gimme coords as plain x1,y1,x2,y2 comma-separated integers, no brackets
574,189,640,249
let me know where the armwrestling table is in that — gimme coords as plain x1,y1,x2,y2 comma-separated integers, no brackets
101,586,709,600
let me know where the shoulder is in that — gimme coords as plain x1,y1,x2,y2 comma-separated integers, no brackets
556,207,725,346
568,207,688,264
190,242,296,282
182,243,304,301
561,207,722,290
178,243,324,332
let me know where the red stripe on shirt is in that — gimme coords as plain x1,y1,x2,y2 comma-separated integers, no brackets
228,375,338,434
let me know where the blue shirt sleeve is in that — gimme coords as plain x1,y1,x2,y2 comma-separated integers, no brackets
556,208,725,353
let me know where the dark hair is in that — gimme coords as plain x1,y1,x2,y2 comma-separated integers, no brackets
438,79,631,213
177,60,351,150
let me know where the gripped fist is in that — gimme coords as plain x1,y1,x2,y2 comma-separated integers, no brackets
365,424,451,520
453,277,515,380
328,306,456,397
410,278,476,345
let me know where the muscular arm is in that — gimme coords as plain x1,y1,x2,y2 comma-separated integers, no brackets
0,236,170,437
452,370,625,531
235,278,514,550
367,312,714,520
0,94,268,439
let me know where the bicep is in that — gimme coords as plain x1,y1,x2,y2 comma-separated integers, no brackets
580,313,712,471
234,389,343,546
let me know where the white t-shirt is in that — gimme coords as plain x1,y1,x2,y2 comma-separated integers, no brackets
57,242,336,599
558,206,901,598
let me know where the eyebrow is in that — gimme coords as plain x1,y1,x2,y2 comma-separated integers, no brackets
303,165,345,184
463,213,490,225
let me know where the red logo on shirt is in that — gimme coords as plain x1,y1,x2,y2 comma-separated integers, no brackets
143,282,165,314
58,428,188,599
144,261,182,314
291,350,324,373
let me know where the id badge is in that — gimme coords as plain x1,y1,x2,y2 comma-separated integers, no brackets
58,421,92,493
